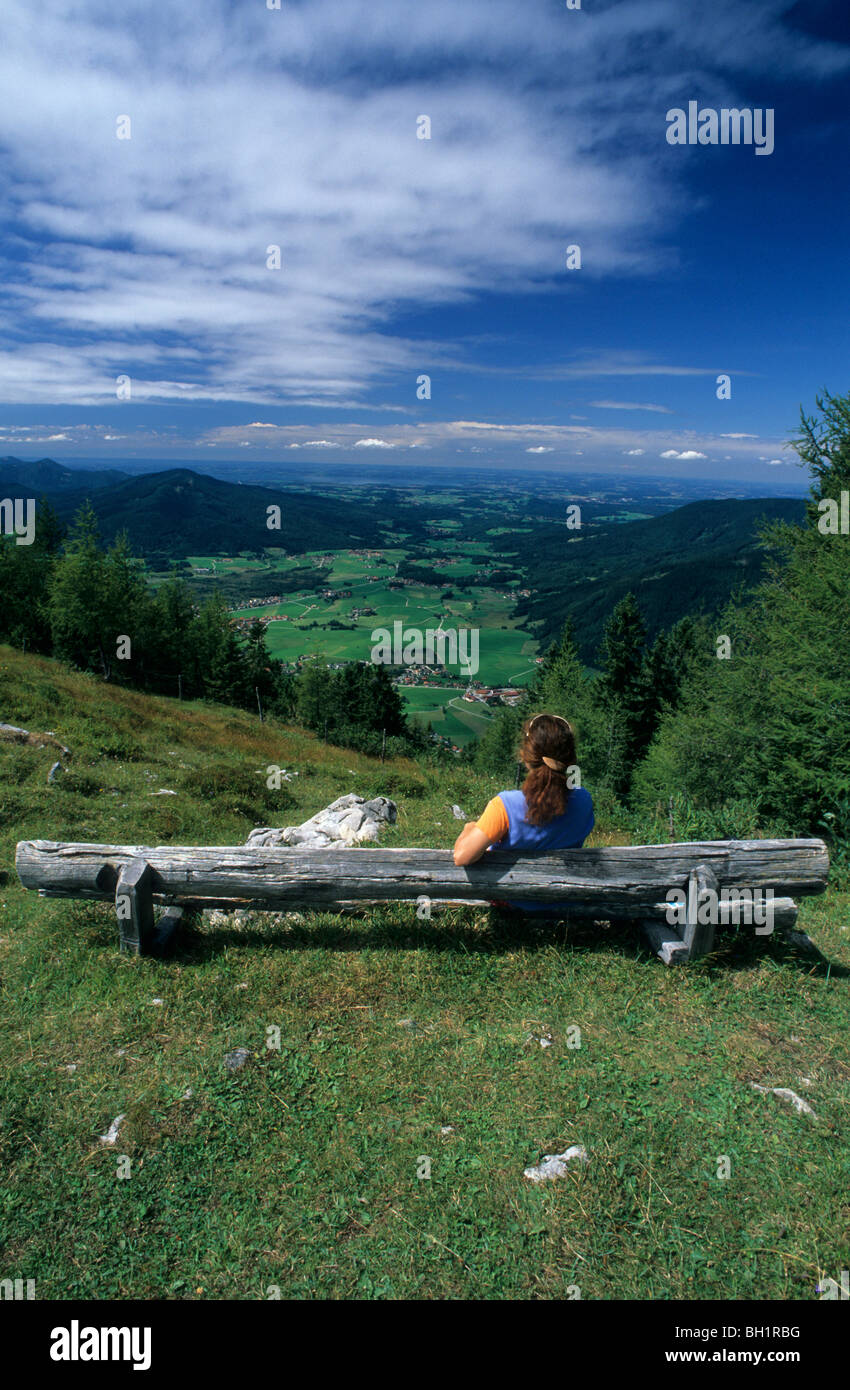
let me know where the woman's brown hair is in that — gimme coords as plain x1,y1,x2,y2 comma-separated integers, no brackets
518,712,577,826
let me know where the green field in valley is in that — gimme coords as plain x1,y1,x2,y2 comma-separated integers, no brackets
206,546,542,745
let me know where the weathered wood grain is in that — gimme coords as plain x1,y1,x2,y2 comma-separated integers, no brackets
115,858,154,955
642,920,689,966
15,838,830,908
145,904,184,958
682,863,720,960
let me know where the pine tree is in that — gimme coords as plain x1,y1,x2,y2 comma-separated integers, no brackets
295,658,330,733
597,594,648,799
48,503,112,677
634,388,850,842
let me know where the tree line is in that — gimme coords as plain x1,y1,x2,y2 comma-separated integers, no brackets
474,390,850,871
0,500,423,758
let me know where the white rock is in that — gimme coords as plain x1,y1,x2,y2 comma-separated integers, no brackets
772,1087,817,1116
750,1082,816,1117
99,1114,126,1146
524,1146,589,1181
246,794,397,849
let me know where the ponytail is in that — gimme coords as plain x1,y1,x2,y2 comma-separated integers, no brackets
518,713,577,826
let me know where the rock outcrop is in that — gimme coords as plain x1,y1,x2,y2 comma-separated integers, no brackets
246,793,397,849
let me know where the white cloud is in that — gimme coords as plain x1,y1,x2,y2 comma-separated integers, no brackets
660,448,707,460
590,400,673,414
720,432,758,439
526,446,554,453
354,438,395,448
1,0,839,408
623,448,645,455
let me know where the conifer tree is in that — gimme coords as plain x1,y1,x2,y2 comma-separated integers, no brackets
635,388,850,842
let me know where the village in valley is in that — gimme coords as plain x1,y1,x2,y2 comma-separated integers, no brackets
187,526,541,748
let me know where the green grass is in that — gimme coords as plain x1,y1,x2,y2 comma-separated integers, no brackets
227,543,539,692
0,645,848,1300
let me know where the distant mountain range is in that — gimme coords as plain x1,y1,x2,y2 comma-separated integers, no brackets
0,458,391,555
0,457,806,656
0,456,128,491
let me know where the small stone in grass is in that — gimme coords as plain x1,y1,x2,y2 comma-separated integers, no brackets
150,998,164,1006
99,1114,125,1146
225,1047,251,1072
750,1082,816,1117
440,1125,454,1135
524,1146,589,1182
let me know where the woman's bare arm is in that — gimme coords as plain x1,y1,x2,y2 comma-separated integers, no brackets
453,822,496,866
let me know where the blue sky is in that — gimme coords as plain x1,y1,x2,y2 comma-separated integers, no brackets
1,0,848,483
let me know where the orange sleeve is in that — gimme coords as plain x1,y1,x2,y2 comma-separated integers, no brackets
476,796,509,843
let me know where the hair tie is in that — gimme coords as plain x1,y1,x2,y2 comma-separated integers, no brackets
541,756,568,773
529,713,572,730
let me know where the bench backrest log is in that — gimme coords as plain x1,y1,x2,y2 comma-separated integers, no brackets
15,836,830,964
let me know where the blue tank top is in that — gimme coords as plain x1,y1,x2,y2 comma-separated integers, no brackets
488,786,595,912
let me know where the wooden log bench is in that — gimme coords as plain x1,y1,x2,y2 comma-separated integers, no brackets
15,837,829,964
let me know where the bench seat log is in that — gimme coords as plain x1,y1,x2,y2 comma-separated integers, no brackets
15,838,830,907
16,838,825,964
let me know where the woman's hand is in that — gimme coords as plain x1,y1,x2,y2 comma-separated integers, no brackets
453,822,495,867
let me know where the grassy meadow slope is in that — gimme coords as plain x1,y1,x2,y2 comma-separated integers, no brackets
1,646,848,1300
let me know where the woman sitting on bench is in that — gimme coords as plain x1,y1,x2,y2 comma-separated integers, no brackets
452,712,594,912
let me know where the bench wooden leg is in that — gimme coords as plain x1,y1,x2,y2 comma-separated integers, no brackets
146,905,183,958
115,858,154,955
642,919,689,966
680,863,719,961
